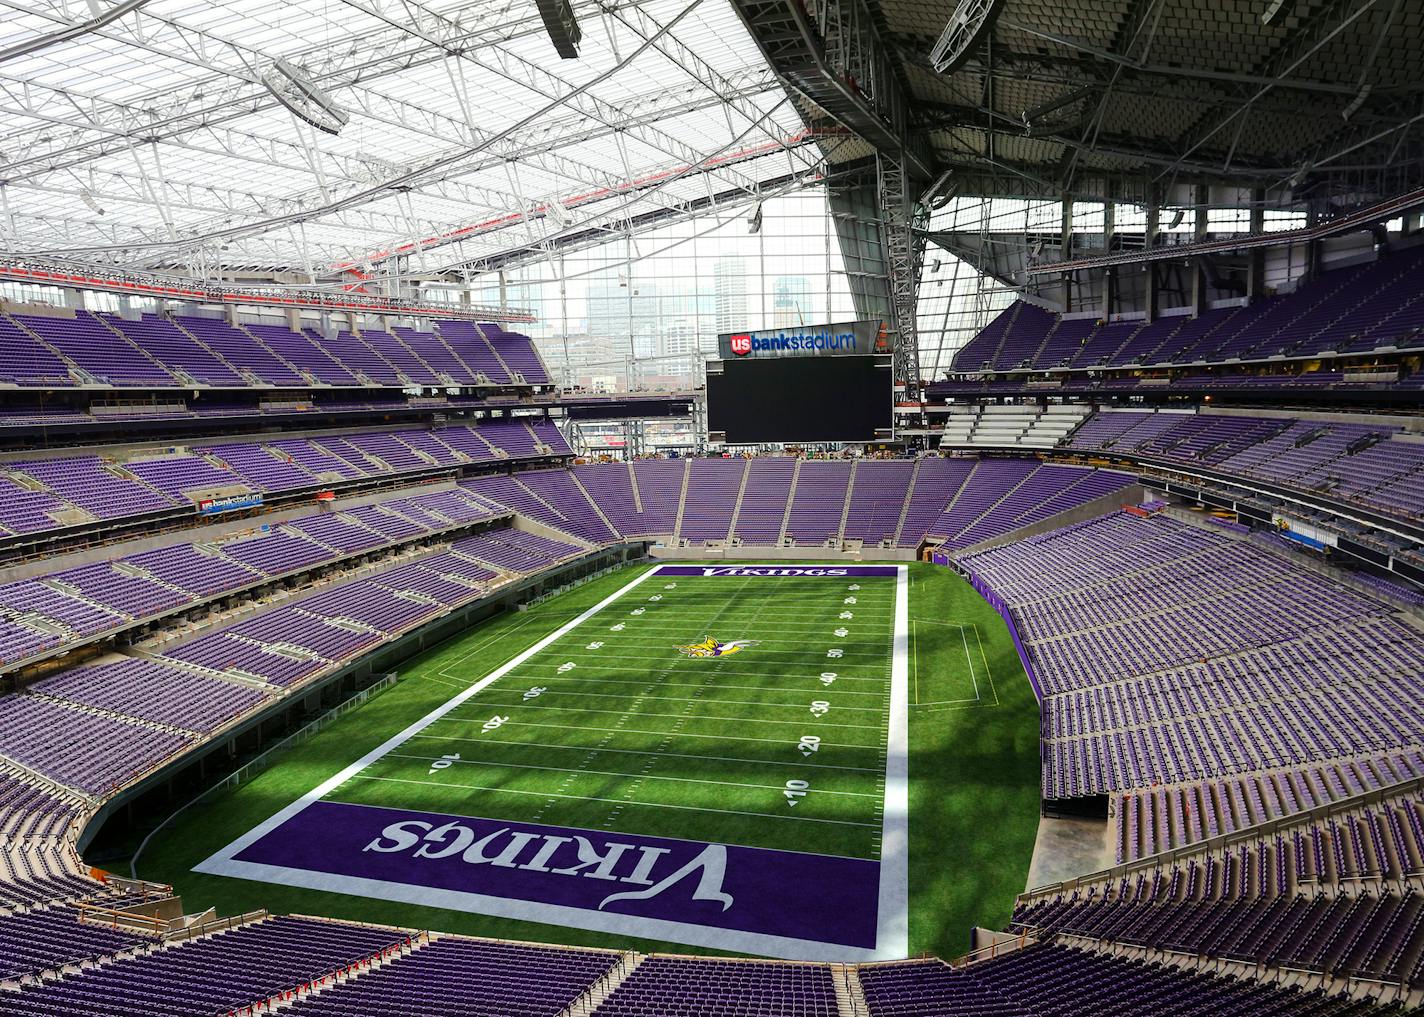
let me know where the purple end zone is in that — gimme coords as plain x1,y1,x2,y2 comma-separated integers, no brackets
655,565,899,577
234,800,880,949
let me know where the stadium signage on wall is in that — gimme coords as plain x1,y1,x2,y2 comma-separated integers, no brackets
657,565,899,577
717,319,888,360
196,493,264,515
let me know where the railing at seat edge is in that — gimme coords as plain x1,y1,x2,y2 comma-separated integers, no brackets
1017,774,1424,904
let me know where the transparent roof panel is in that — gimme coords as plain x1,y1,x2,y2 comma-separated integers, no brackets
0,0,813,276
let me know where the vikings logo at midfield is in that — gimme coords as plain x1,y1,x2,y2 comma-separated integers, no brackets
675,636,760,658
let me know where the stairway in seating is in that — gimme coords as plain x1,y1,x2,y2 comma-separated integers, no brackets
671,459,691,542
835,461,858,544
777,459,802,545
890,458,921,547
723,458,752,543
565,951,644,1015
834,963,869,1017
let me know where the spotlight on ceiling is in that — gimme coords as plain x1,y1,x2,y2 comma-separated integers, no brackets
748,201,763,235
922,169,961,210
1261,0,1289,24
535,0,582,59
78,188,105,216
1341,83,1371,121
929,0,1004,74
262,57,350,136
1167,208,1186,229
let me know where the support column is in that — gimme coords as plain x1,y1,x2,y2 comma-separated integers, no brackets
1246,186,1266,299
877,153,925,395
1190,183,1209,314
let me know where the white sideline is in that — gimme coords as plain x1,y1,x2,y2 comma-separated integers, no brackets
196,563,912,962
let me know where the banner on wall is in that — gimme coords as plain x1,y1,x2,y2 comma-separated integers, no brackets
716,319,889,361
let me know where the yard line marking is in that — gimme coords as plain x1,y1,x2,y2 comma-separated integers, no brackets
405,732,881,772
503,719,884,752
504,661,889,681
196,564,664,863
480,674,887,694
379,752,881,798
442,704,875,728
344,774,881,828
457,687,888,712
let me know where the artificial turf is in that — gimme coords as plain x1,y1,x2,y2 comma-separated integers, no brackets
129,560,1040,961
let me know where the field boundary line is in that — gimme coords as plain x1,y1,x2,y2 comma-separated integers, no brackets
195,566,661,873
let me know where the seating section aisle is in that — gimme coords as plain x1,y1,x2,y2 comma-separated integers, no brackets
1013,780,1424,988
591,956,839,1017
957,511,1424,828
283,937,620,1017
0,916,412,1017
858,943,1385,1016
0,488,509,671
0,422,568,544
1065,409,1424,522
949,245,1424,372
0,310,553,391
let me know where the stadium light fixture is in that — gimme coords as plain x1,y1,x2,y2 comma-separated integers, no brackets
1261,0,1289,24
261,58,350,136
78,189,105,216
535,0,583,59
1167,209,1185,229
1341,83,1371,121
930,0,1005,74
748,201,763,235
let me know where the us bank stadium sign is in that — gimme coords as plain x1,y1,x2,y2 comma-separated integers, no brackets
717,319,889,360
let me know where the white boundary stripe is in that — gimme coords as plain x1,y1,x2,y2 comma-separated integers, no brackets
195,562,910,962
877,564,910,959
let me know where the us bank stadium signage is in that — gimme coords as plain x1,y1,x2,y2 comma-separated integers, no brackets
717,319,889,360
196,493,264,515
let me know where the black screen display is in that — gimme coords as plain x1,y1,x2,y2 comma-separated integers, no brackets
707,355,892,443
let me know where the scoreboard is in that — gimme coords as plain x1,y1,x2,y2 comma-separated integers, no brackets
706,354,893,444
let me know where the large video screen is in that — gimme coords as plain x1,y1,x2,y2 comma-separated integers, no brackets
707,354,892,444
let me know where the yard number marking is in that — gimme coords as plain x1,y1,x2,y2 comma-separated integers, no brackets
427,753,460,775
820,672,838,686
784,779,810,806
809,700,830,717
797,735,821,757
523,687,547,701
481,715,509,733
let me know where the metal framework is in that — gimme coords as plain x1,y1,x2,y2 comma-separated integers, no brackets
0,0,829,289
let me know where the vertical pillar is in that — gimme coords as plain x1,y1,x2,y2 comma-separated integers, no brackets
1246,186,1266,299
1190,183,1209,314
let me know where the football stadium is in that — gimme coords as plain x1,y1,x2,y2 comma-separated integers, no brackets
0,0,1421,1012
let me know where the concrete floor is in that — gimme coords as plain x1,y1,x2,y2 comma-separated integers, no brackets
1024,814,1116,891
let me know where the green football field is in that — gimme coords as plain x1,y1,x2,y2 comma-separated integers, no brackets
332,567,897,862
124,560,1041,961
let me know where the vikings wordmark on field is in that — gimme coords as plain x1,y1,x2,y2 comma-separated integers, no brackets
196,563,910,960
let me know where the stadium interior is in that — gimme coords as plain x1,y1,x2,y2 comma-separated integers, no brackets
0,0,1423,1013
